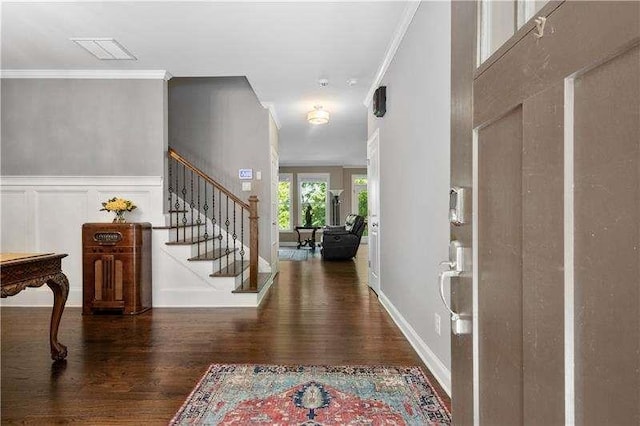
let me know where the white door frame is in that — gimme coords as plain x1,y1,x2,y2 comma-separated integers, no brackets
367,129,381,295
270,145,279,273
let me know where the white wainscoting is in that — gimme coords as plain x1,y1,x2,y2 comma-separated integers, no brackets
0,176,164,307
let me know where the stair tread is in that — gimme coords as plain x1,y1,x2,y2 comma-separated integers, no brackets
189,248,237,261
165,235,216,245
210,261,250,277
153,223,204,230
232,272,272,294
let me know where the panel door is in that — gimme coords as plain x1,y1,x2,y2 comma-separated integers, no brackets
367,130,381,294
453,1,639,424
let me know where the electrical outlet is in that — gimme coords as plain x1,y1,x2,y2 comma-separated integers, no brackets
434,313,441,336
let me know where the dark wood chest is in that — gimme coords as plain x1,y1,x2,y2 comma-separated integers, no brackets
82,223,152,315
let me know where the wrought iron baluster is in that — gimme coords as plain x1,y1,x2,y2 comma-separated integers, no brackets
224,195,230,273
174,158,180,242
168,156,173,227
190,169,194,243
240,207,245,285
203,184,209,255
182,164,187,242
211,186,220,265
233,201,237,274
196,176,201,257
219,189,222,272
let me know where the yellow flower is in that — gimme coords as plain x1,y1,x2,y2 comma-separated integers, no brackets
100,197,137,213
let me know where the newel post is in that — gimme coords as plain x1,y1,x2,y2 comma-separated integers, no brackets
248,195,259,291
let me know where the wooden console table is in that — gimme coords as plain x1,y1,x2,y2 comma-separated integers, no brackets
294,226,321,251
0,253,69,361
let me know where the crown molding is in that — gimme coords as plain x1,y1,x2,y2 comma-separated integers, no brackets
363,1,420,107
261,102,282,130
0,69,173,80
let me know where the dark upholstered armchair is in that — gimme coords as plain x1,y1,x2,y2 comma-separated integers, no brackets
321,214,366,260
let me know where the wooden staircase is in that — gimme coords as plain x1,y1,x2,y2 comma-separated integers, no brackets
152,148,271,297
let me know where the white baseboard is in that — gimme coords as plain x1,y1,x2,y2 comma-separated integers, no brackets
378,291,452,396
256,273,276,306
154,289,259,307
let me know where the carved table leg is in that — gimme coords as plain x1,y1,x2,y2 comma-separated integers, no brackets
46,272,69,361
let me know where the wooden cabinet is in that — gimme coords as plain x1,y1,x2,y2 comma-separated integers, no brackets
82,223,152,315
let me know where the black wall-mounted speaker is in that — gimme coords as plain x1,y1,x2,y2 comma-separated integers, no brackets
373,86,386,117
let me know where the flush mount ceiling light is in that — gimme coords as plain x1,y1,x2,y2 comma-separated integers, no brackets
71,38,136,60
307,105,330,125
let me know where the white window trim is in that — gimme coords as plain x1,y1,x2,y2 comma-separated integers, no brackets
478,0,549,66
278,173,293,232
517,0,538,28
297,173,330,227
351,174,368,215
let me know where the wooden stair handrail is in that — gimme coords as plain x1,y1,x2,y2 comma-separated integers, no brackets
168,147,250,210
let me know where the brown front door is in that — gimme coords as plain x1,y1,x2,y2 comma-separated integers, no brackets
451,1,639,424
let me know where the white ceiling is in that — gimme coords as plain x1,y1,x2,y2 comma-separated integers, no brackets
1,1,411,166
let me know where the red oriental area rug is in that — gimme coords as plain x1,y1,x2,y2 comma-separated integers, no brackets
170,364,451,425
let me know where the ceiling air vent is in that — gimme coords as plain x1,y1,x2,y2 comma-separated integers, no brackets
71,38,136,60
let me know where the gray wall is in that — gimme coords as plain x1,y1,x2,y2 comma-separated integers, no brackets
169,77,272,263
367,2,452,371
1,79,166,176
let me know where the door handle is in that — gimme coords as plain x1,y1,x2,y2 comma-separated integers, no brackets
439,260,455,269
439,270,461,320
438,241,472,335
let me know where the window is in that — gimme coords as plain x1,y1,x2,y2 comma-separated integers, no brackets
517,0,547,28
278,173,293,231
479,0,549,64
298,173,329,227
352,175,368,236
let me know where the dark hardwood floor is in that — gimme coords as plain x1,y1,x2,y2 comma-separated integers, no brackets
1,246,450,424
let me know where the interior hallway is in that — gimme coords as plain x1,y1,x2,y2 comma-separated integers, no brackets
1,246,450,424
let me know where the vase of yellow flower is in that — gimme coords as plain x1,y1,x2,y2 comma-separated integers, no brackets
100,197,137,223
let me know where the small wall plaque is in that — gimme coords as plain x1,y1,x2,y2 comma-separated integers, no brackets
239,169,253,180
